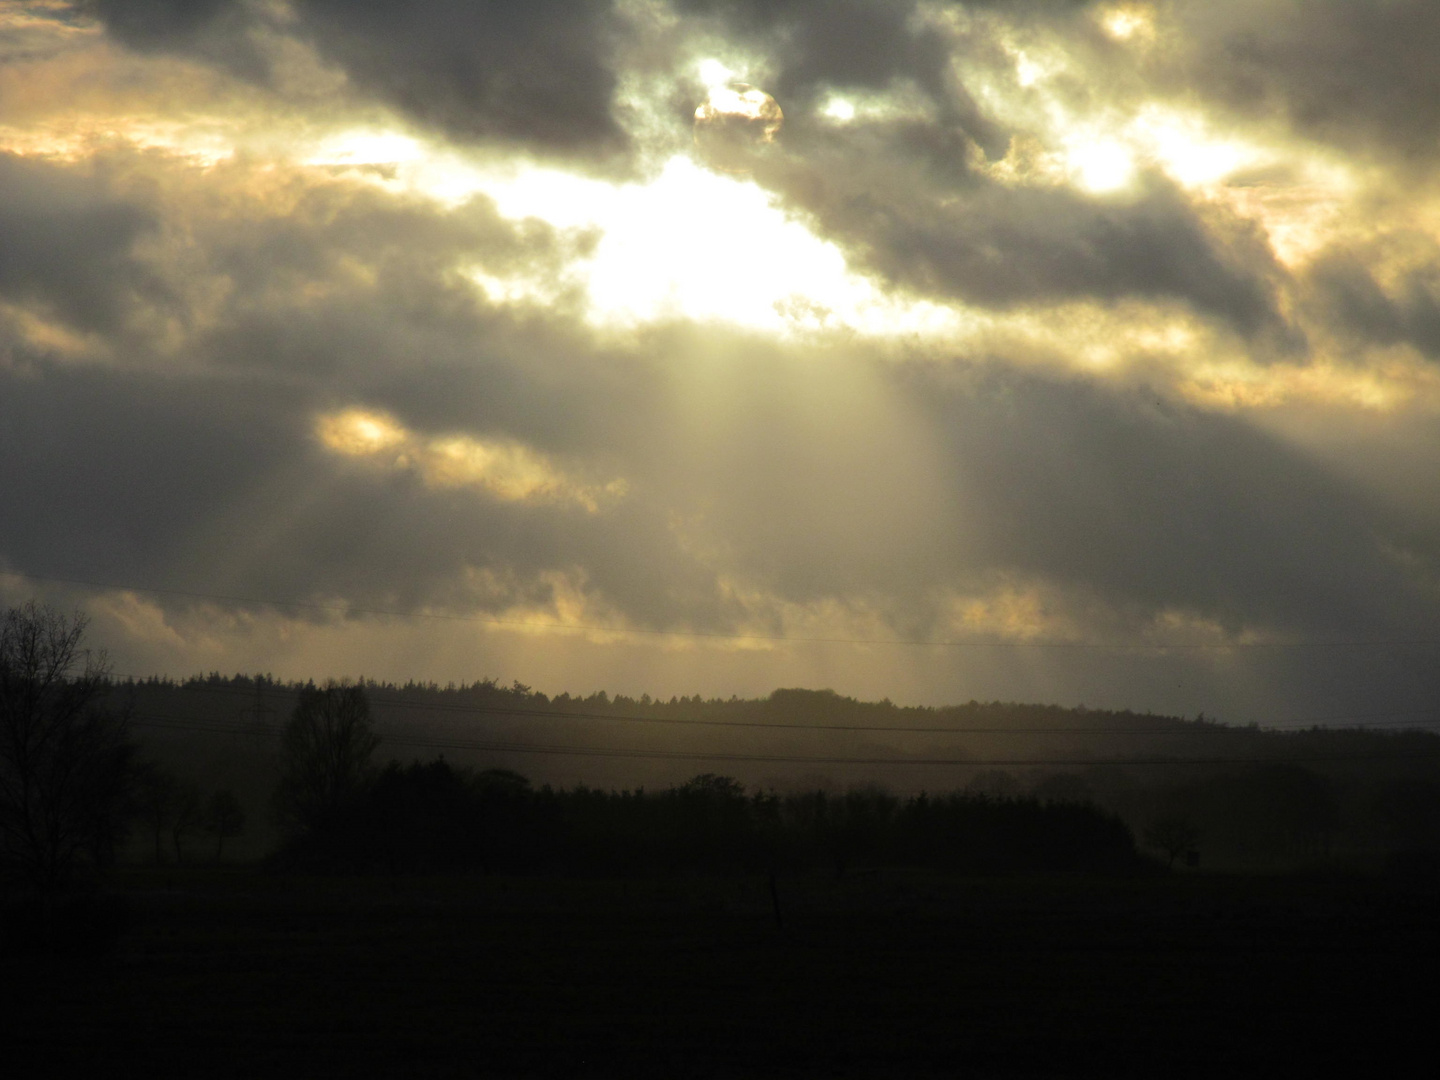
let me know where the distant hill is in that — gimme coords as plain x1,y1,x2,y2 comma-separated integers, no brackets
110,674,1440,868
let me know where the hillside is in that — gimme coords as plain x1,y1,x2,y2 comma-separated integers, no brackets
112,675,1440,869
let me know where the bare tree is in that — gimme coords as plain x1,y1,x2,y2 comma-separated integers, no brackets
133,761,179,864
0,602,135,888
170,781,202,864
203,789,246,860
1144,813,1200,869
273,684,380,837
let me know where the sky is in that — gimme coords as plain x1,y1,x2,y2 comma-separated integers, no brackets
2,0,1439,725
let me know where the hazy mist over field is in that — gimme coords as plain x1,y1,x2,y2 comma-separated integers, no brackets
3,1,1440,725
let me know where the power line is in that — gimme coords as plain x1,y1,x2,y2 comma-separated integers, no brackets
29,573,1440,651
358,697,1440,734
364,703,1440,736
127,713,1440,767
110,675,1440,735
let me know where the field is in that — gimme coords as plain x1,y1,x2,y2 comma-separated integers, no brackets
4,867,1436,1077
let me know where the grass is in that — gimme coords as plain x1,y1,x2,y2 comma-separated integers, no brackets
3,865,1436,1077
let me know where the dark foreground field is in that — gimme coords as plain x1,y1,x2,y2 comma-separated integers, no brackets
4,868,1437,1078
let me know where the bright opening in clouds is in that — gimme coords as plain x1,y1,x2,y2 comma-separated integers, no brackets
1063,137,1135,193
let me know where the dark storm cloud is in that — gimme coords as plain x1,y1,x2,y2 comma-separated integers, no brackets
1307,252,1440,361
78,0,272,80
178,182,587,376
82,0,630,159
291,0,628,157
678,1,1100,147
0,153,159,335
676,0,1007,155
0,354,729,628
80,0,233,45
759,137,1288,336
905,366,1440,638
1173,0,1440,167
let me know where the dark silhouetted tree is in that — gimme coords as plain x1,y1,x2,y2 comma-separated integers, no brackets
204,789,246,860
0,602,135,889
1144,813,1200,868
133,762,179,864
273,684,379,837
170,781,202,864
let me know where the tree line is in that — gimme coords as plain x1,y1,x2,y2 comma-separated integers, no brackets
276,757,1146,878
262,676,1143,876
6,601,1440,899
1,603,1145,895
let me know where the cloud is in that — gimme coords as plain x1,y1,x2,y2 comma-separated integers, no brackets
904,365,1440,639
77,0,277,85
651,2,1294,339
316,407,628,512
0,144,1431,641
1307,248,1440,362
80,0,235,48
0,152,159,335
294,0,628,157
671,0,1045,155
4,0,1440,725
82,0,631,160
759,144,1290,336
0,356,692,624
1172,0,1440,169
